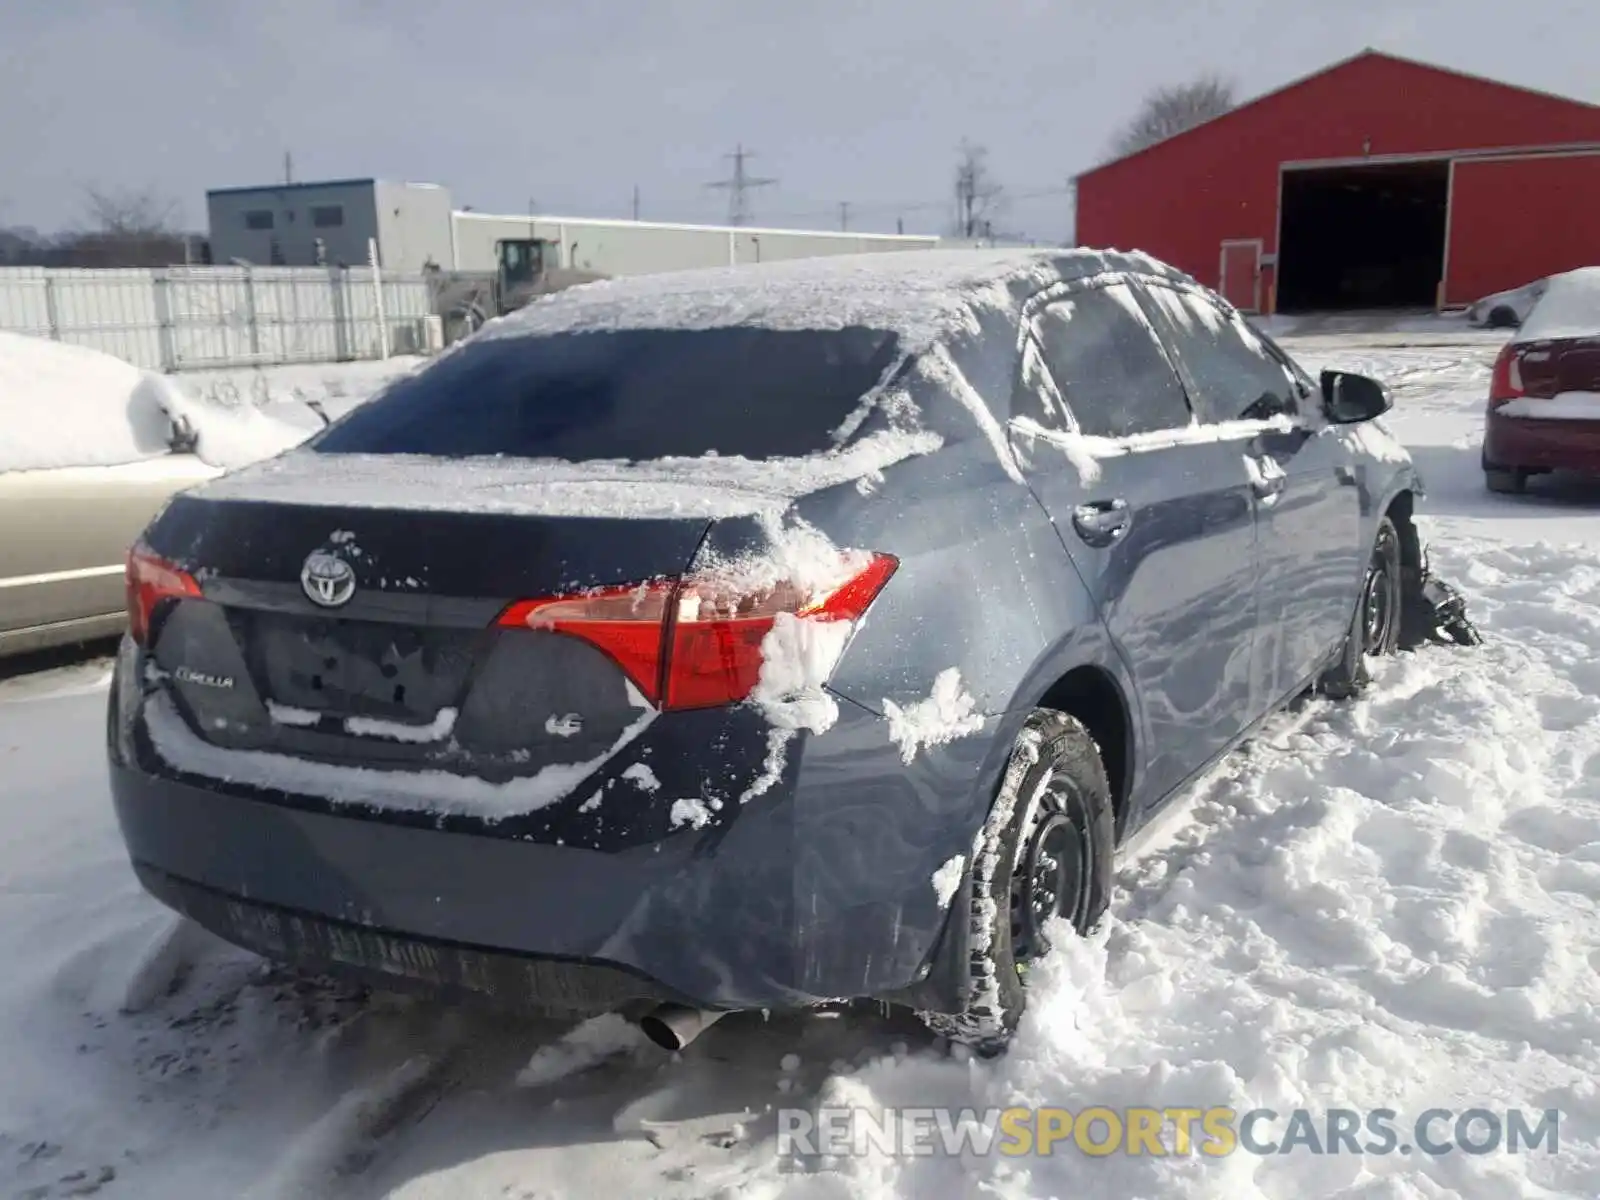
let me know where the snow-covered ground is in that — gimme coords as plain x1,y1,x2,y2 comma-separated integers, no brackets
4,333,1600,1199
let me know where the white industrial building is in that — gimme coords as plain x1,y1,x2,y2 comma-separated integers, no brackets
206,179,455,274
207,178,941,278
450,211,937,273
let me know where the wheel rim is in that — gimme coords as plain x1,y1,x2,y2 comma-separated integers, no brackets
1360,536,1398,654
1009,784,1092,965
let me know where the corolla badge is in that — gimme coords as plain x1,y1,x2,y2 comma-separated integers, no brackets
301,551,356,608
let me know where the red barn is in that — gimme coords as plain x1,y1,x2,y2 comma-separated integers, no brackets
1074,51,1600,313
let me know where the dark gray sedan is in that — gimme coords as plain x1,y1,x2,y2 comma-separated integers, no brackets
106,248,1464,1053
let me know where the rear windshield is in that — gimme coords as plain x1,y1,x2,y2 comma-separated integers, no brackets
311,325,903,461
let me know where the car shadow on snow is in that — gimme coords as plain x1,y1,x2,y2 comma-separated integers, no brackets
332,998,935,1199
1405,443,1600,522
100,940,938,1199
0,637,118,687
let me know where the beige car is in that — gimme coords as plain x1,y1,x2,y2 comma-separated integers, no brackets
0,452,220,658
0,329,227,660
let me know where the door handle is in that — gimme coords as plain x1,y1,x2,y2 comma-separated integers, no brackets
1071,499,1131,547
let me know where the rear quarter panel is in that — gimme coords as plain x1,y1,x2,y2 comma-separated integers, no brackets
0,455,218,637
806,436,1112,718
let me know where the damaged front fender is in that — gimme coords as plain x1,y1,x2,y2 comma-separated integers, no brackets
1400,545,1483,649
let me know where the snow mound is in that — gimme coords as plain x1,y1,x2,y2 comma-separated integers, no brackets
0,330,181,472
1515,266,1600,344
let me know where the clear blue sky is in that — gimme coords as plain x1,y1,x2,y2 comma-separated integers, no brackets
2,0,1594,241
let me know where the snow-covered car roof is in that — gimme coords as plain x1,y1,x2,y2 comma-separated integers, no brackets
471,247,1186,351
0,330,187,473
1514,266,1600,344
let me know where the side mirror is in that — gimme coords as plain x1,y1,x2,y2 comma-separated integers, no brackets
1321,370,1392,424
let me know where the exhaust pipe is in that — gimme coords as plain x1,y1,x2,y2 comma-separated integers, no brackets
636,1003,729,1052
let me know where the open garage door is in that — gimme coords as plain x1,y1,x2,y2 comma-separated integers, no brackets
1276,161,1450,312
1444,150,1600,307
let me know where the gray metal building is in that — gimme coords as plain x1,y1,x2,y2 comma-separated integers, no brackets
206,179,454,274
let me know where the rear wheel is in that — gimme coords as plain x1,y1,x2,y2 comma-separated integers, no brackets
1319,516,1402,700
1483,466,1528,495
919,709,1113,1055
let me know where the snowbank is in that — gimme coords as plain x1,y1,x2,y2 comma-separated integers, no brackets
1515,266,1600,343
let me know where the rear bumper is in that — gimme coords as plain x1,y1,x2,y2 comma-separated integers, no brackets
1484,412,1600,473
107,653,1003,1012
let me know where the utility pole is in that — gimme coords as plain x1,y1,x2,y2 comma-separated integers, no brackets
706,144,777,226
631,185,640,221
838,201,850,232
284,151,293,186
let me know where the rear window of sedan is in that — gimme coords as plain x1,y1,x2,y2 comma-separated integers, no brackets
311,325,903,462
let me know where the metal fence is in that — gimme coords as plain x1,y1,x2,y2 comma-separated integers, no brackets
0,265,438,372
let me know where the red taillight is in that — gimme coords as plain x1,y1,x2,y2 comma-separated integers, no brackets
495,552,898,711
1489,344,1526,407
125,547,202,646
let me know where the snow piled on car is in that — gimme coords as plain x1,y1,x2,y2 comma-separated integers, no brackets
1514,266,1600,344
0,330,424,474
470,248,1069,352
0,330,184,472
195,427,945,520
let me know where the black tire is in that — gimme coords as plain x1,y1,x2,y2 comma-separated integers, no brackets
1319,516,1403,700
1484,467,1527,495
919,709,1114,1054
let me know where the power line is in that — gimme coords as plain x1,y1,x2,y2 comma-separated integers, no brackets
706,144,777,226
760,184,1074,224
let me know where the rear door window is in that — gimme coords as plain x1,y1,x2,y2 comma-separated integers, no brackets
1030,284,1193,438
312,325,903,461
1139,284,1302,423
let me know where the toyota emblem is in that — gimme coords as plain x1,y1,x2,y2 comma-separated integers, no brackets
301,551,356,608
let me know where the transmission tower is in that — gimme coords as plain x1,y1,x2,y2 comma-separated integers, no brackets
706,144,777,226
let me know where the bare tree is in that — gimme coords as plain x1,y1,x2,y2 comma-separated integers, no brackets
953,139,1004,239
83,185,179,238
1109,75,1236,158
67,185,186,267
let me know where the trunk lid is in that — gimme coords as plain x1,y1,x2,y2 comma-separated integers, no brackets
1516,336,1600,398
138,470,764,785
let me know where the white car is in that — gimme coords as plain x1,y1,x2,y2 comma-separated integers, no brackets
1467,278,1549,329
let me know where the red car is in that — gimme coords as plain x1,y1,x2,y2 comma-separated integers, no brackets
1484,267,1600,493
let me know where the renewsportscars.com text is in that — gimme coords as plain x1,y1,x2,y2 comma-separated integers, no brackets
776,1106,1561,1163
